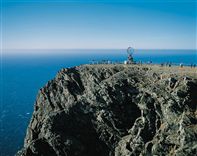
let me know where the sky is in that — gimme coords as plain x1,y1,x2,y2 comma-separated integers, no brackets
1,0,197,51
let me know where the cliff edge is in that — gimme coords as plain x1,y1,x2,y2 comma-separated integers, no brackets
17,64,197,156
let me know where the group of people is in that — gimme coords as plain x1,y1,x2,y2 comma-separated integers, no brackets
179,63,196,68
160,62,196,68
90,59,196,68
90,60,112,64
160,62,172,67
190,63,196,68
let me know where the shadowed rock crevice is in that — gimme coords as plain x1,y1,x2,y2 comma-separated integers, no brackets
17,65,197,156
186,81,197,110
44,109,109,156
18,138,57,156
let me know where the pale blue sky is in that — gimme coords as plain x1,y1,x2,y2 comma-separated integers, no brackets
1,0,197,50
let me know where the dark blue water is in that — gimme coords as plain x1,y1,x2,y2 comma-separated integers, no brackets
0,49,196,156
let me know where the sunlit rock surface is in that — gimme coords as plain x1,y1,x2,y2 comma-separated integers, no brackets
17,64,197,156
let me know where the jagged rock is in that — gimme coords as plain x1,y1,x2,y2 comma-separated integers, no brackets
17,65,197,156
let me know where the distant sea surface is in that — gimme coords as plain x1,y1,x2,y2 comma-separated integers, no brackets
1,49,196,156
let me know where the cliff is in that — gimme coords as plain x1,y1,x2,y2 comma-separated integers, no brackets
17,64,197,156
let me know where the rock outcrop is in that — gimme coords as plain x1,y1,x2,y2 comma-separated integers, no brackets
17,64,197,156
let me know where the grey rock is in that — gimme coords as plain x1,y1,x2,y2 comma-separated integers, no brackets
17,65,197,156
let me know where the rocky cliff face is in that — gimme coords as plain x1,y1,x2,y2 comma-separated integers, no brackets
17,65,197,156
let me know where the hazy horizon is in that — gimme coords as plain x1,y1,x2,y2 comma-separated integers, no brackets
3,49,197,56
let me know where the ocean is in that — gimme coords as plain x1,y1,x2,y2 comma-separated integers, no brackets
0,49,196,156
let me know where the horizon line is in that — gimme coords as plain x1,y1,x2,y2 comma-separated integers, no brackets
3,48,197,50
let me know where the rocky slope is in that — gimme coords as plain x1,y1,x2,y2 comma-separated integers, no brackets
17,64,197,156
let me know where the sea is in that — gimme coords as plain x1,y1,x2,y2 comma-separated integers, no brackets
0,49,196,156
